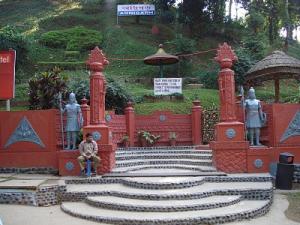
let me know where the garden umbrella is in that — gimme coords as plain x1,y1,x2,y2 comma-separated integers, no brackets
144,44,179,78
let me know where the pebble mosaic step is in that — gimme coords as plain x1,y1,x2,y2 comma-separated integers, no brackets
112,164,217,173
60,146,273,224
116,154,212,161
116,159,213,168
85,195,243,212
61,199,271,225
117,145,210,151
63,181,273,201
116,150,212,156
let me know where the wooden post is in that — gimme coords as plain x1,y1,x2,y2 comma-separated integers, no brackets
275,79,280,103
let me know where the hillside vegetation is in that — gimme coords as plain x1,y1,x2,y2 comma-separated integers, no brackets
0,0,300,113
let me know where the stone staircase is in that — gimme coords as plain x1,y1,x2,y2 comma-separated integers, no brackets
61,146,273,225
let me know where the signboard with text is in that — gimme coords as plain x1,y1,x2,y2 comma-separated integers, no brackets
0,50,16,100
117,4,155,16
154,78,182,96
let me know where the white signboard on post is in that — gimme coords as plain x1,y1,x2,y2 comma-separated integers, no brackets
154,78,182,96
117,4,155,16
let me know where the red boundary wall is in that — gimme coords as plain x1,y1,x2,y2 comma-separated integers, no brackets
0,110,58,169
2,102,300,175
237,103,300,173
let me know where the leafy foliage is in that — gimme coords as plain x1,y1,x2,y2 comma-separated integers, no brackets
28,67,68,110
168,36,196,76
137,130,160,146
233,47,256,86
67,76,132,114
0,25,30,70
40,26,103,51
106,77,133,114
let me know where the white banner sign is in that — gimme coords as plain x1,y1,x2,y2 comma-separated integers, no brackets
117,4,155,16
154,78,182,96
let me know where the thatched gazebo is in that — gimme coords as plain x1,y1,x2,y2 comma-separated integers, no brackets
245,51,300,102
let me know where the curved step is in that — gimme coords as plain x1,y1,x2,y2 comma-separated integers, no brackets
116,150,212,156
113,164,217,173
116,154,212,161
64,182,273,201
122,177,206,189
116,159,212,168
61,199,271,225
85,195,243,212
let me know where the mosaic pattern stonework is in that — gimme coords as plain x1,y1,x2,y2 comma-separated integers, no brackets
4,116,45,148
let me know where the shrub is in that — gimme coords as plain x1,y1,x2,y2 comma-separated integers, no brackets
233,47,256,86
168,36,196,76
40,26,103,51
28,67,68,110
0,25,30,71
67,76,133,114
106,77,133,114
37,62,85,71
196,65,219,89
40,12,103,31
64,51,80,62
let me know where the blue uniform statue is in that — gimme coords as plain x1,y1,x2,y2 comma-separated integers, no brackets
61,93,83,150
244,87,264,146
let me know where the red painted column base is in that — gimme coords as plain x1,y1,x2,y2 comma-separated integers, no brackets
99,144,116,174
210,141,249,173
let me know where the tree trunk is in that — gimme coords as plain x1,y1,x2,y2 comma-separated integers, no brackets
284,0,291,51
228,0,233,20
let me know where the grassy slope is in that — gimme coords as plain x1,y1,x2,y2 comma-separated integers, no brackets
1,0,300,113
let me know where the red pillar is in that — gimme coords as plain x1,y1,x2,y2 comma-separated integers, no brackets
210,43,249,173
191,100,202,145
84,47,116,174
125,102,135,147
80,97,90,127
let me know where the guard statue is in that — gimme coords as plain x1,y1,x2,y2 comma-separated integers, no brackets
244,87,265,146
61,93,83,150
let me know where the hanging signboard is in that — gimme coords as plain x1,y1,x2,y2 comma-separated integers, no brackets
0,50,16,100
117,4,155,16
154,78,182,96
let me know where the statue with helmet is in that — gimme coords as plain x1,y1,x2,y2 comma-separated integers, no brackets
60,93,83,150
244,87,266,146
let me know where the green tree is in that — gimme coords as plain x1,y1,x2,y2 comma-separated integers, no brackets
0,25,30,70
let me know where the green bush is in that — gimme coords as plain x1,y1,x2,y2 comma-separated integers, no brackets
168,36,196,76
40,12,104,31
0,25,30,71
40,26,103,51
28,67,68,110
68,78,90,102
37,62,85,71
81,0,105,14
233,47,255,86
64,51,80,62
195,65,219,89
67,76,133,114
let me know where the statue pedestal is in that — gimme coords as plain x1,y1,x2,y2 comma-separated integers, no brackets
83,125,116,174
210,122,249,173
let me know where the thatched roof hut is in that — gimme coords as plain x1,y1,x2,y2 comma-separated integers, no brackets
245,51,300,102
